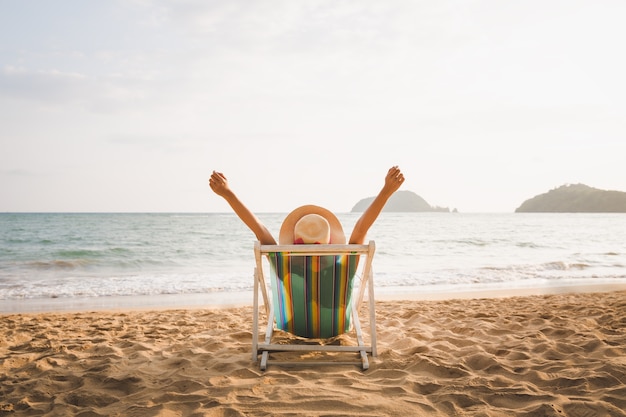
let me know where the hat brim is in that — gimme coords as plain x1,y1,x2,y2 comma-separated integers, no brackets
279,205,346,245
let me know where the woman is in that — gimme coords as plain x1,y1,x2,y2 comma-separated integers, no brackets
209,166,405,245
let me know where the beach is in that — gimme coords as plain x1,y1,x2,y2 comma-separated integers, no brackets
2,289,625,417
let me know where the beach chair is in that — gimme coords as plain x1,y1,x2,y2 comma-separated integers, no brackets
252,241,377,370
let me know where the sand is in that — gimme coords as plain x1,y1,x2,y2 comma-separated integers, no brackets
1,290,626,417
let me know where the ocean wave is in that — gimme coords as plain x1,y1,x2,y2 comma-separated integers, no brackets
28,259,94,270
0,272,250,300
53,249,107,258
541,261,590,271
516,242,541,249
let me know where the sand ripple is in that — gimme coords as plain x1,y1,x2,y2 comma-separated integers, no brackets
1,291,625,416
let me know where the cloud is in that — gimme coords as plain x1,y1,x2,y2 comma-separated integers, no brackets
0,168,38,177
0,66,87,102
0,65,155,113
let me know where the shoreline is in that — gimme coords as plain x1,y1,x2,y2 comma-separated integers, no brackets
3,281,626,315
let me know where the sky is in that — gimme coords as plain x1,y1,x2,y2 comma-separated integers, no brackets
1,0,625,213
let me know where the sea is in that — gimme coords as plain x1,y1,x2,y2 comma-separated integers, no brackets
1,212,625,313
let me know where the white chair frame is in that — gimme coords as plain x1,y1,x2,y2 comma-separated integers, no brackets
252,241,377,370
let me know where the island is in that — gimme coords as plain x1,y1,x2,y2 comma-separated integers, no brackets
515,184,626,213
351,190,451,213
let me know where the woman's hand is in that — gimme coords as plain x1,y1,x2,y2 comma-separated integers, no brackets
383,165,405,195
209,171,231,197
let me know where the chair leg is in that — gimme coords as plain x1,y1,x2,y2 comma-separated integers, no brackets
252,268,259,362
360,350,369,370
368,268,377,357
351,301,371,370
260,351,269,370
258,302,275,370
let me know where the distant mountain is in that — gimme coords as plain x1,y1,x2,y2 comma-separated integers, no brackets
351,190,451,213
515,184,626,213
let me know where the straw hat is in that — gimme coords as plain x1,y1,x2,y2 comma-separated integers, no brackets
279,205,346,245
